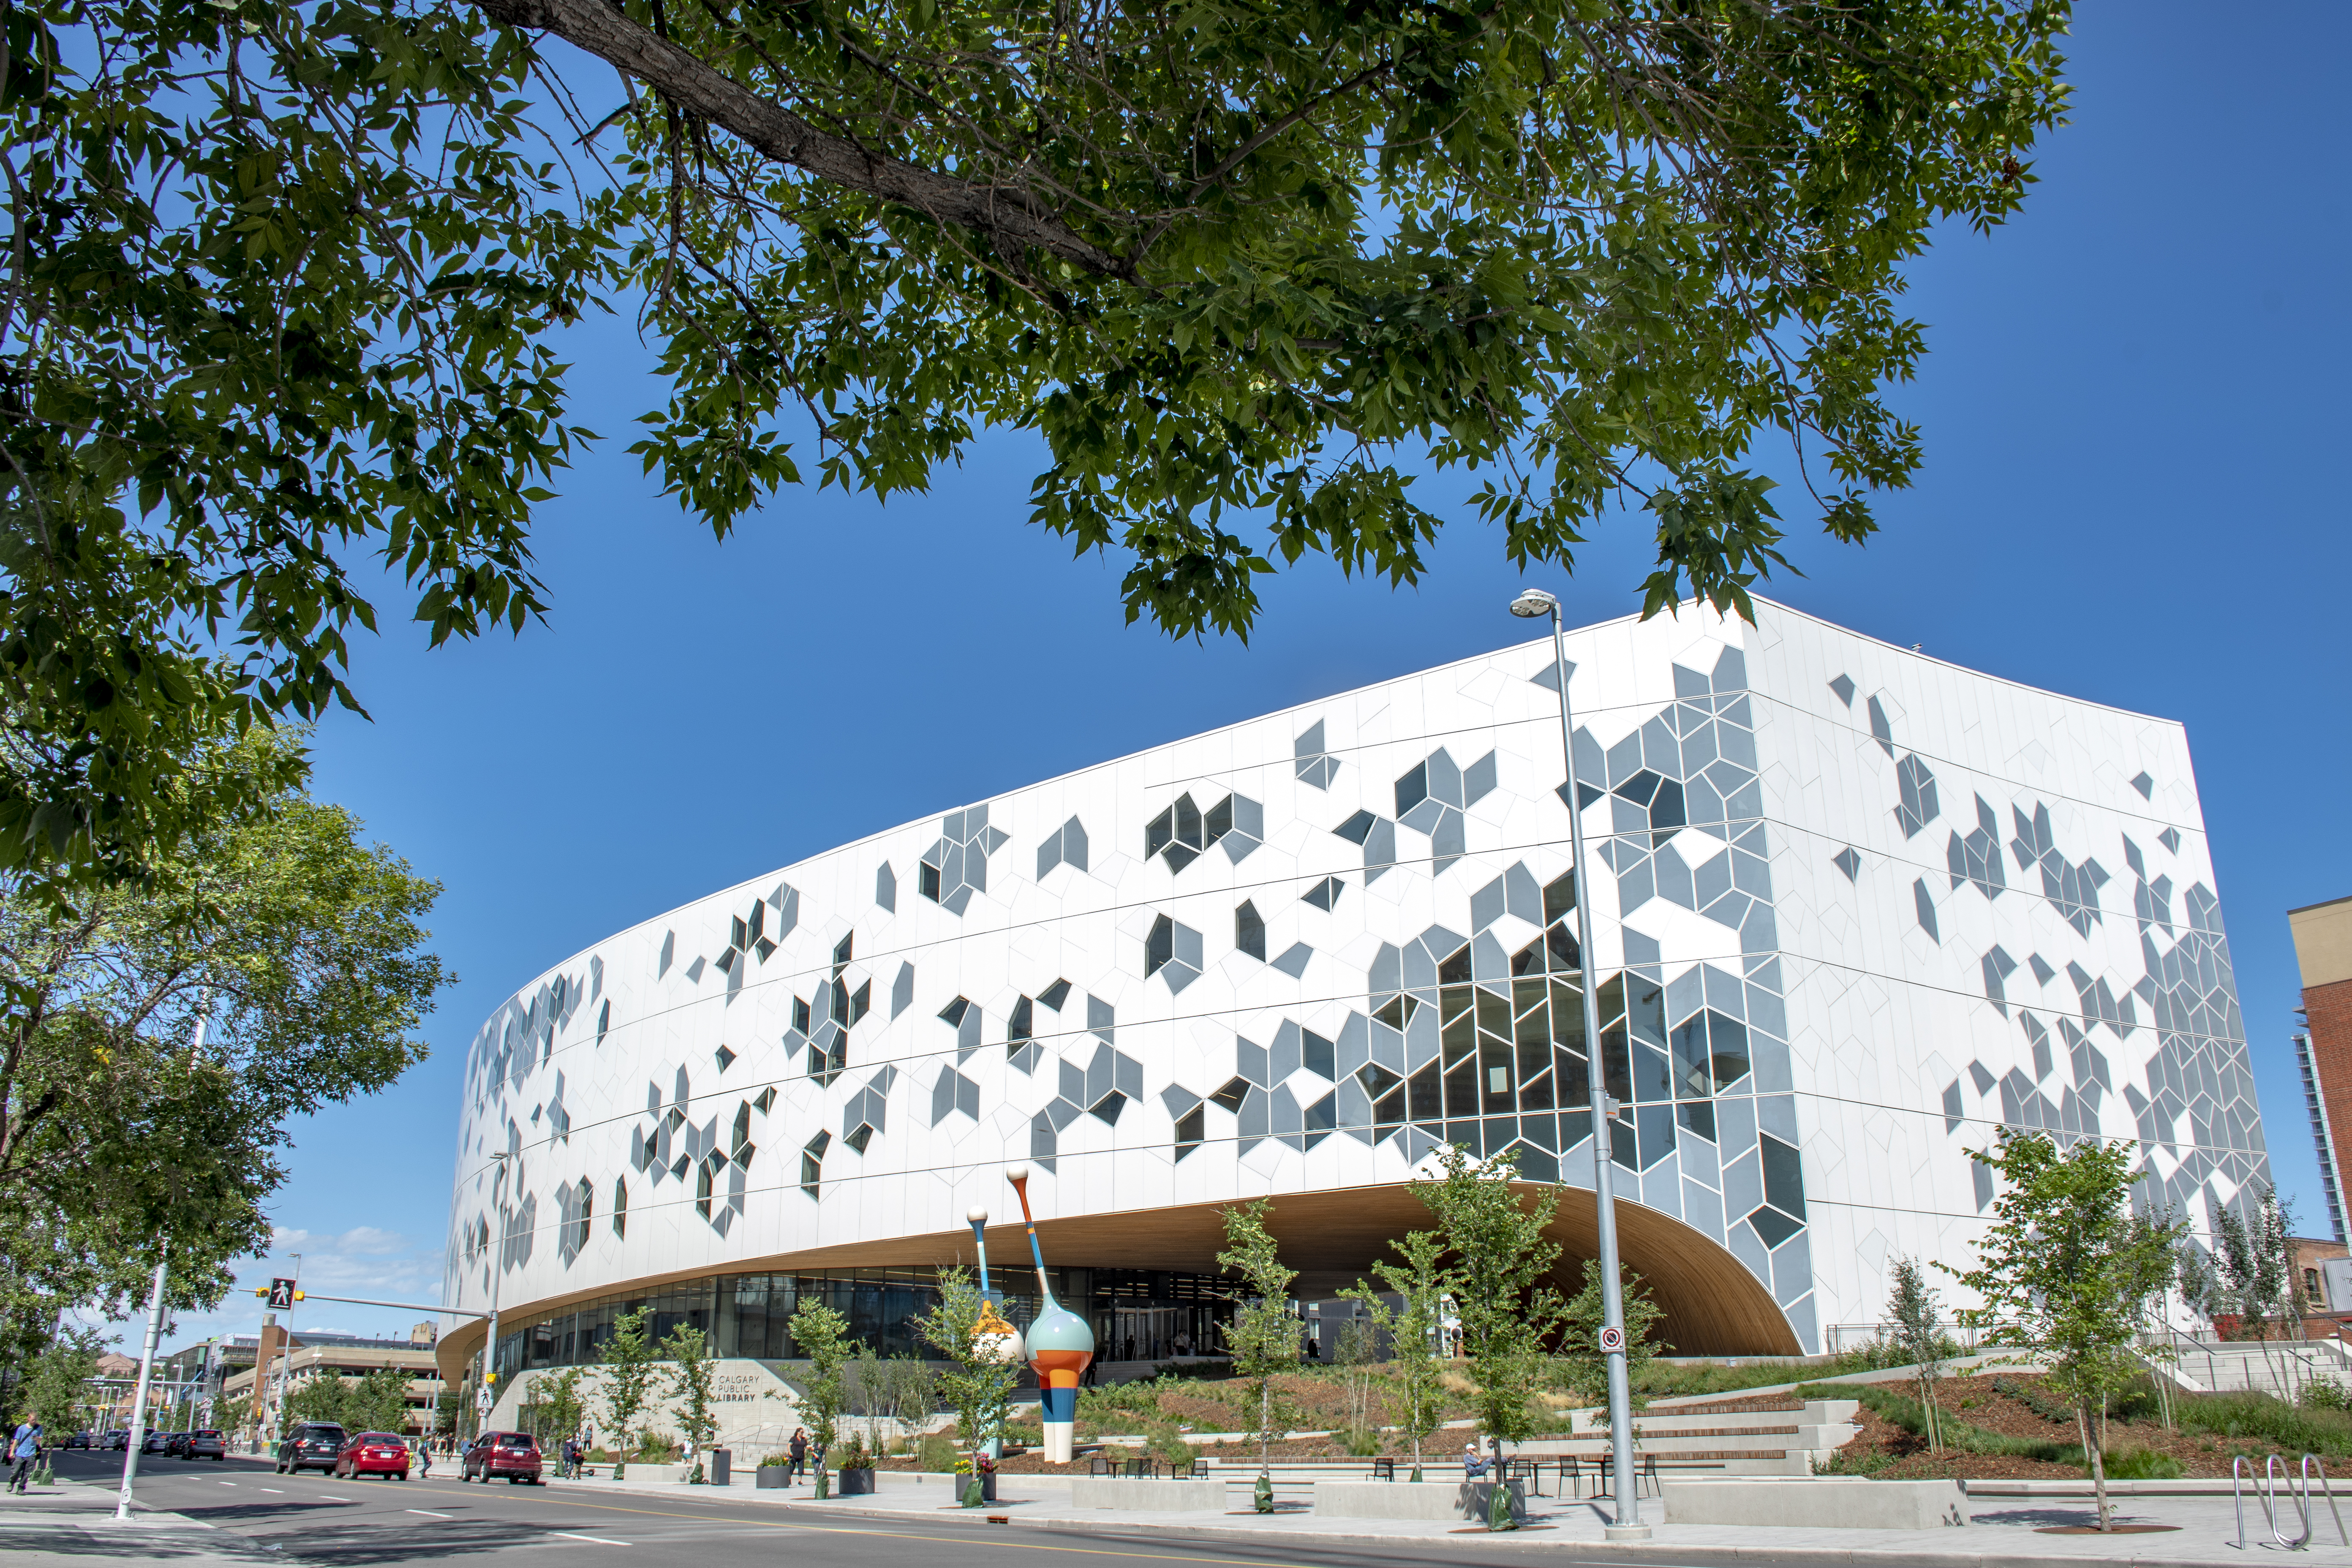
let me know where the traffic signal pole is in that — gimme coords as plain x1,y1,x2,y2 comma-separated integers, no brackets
114,1253,169,1521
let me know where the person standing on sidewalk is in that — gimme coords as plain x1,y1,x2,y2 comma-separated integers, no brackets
785,1429,807,1485
8,1419,41,1493
418,1441,434,1480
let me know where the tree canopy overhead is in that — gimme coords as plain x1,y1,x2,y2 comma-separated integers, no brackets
0,0,2070,878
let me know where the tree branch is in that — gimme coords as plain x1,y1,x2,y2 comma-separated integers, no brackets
476,0,1130,279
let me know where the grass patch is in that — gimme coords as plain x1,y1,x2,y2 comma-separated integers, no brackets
2101,1448,2184,1480
1792,1381,2083,1465
2174,1391,2352,1459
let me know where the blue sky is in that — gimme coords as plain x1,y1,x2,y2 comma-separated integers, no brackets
145,2,2352,1349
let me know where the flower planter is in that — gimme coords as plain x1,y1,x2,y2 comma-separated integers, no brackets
837,1467,877,1495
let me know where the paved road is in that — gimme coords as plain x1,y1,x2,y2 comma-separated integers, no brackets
18,1451,1730,1568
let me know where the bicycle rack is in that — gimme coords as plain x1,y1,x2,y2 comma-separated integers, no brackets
2234,1454,2349,1550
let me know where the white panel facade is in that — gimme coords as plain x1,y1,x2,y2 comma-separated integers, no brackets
446,599,2264,1358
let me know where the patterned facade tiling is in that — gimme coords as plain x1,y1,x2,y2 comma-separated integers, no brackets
446,600,2266,1354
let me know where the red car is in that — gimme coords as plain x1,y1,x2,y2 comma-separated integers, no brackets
462,1431,544,1484
334,1432,413,1481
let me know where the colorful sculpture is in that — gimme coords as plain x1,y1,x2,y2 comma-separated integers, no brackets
1004,1162,1094,1463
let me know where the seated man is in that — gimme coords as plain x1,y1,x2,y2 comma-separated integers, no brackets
1462,1441,1488,1478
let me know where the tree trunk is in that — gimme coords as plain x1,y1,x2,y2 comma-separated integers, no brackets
2078,1402,2111,1532
1260,1380,1271,1475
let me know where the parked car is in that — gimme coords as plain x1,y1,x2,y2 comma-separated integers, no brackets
460,1431,543,1485
62,1432,90,1451
141,1430,169,1454
275,1422,348,1475
333,1433,411,1482
164,1432,191,1458
103,1431,129,1451
184,1430,226,1462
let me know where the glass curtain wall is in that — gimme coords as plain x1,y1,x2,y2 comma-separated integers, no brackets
491,1266,1236,1381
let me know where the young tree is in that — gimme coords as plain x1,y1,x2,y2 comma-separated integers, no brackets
789,1298,851,1500
663,1325,719,1482
914,1265,1021,1506
1348,1230,1450,1482
527,1367,588,1453
1327,1312,1382,1455
1216,1198,1301,1504
1948,1131,2185,1533
22,1327,102,1439
287,1376,354,1429
1413,1145,1567,1467
0,0,2071,888
597,1307,660,1481
2215,1190,2297,1343
1558,1261,1668,1413
1885,1257,1946,1453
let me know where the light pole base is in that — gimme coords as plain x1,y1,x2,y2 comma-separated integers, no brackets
1603,1522,1655,1542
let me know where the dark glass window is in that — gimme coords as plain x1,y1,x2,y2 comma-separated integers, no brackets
1145,915,1175,977
1235,901,1266,961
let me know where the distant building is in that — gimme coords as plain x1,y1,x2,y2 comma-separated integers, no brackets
221,1337,448,1437
2293,896,2352,1246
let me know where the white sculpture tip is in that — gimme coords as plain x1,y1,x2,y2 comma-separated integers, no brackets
1004,1162,1030,1183
966,1206,989,1224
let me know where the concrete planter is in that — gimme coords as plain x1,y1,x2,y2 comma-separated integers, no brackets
837,1467,877,1495
607,1463,689,1485
1658,1478,1968,1530
1070,1478,1225,1511
755,1467,789,1489
1314,1480,1527,1523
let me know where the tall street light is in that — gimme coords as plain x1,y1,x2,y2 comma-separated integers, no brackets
1509,588,1650,1543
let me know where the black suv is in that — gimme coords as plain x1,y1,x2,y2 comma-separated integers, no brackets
275,1422,348,1474
184,1429,226,1461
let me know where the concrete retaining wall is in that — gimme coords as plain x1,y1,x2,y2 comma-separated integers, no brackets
1314,1480,1527,1522
1658,1478,1969,1529
1069,1478,1227,1511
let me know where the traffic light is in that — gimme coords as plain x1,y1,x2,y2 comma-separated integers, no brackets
254,1278,303,1307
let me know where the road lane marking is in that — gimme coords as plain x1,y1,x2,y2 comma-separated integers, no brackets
219,1481,238,1486
319,1494,353,1501
259,1487,283,1493
553,1531,632,1545
406,1508,453,1517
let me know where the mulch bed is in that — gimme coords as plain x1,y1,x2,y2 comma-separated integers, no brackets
1829,1372,2278,1481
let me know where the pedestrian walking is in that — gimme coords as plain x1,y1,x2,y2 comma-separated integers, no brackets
419,1440,433,1479
8,1419,41,1493
785,1428,807,1485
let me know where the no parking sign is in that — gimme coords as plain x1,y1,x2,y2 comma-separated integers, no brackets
1598,1326,1625,1353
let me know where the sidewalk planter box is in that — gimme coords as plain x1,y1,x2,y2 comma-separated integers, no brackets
611,1463,689,1485
1314,1480,1527,1523
837,1467,877,1496
1657,1478,1968,1530
1070,1478,1225,1512
756,1467,788,1489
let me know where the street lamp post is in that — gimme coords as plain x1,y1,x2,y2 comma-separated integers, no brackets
114,1251,169,1521
1509,588,1650,1543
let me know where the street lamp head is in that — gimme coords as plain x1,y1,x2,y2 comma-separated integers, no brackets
1509,588,1559,619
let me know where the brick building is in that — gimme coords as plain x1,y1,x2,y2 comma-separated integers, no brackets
2292,895,2352,1247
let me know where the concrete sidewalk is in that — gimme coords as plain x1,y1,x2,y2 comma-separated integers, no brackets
0,1470,268,1564
542,1463,2352,1565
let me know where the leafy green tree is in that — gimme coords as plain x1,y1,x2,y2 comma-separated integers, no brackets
1346,1229,1450,1481
0,727,447,1330
212,1392,255,1443
21,1326,103,1437
530,1367,588,1452
914,1266,1016,1505
287,1375,354,1429
1948,1131,2185,1534
1413,1145,1566,1460
663,1324,719,1482
349,1366,414,1436
1885,1257,1945,1453
2215,1188,2297,1344
0,0,2070,883
1215,1197,1299,1498
789,1297,851,1500
597,1307,659,1481
1558,1260,1667,1414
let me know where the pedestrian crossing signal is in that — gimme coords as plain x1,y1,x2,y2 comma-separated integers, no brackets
258,1278,302,1308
